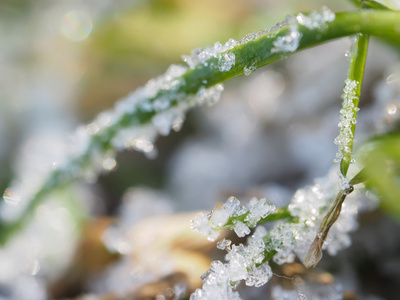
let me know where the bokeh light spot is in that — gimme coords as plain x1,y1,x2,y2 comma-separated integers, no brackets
61,10,93,42
3,188,20,205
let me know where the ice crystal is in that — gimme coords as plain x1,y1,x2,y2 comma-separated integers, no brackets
182,39,239,70
296,6,335,30
191,212,220,242
191,166,377,299
244,63,257,76
271,16,302,54
233,221,251,237
219,52,236,72
191,238,272,300
334,79,359,163
191,196,275,240
245,198,276,227
196,84,224,106
217,238,232,251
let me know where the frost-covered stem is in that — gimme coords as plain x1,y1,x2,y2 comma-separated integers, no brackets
1,10,400,246
304,169,367,268
223,207,293,229
339,33,369,176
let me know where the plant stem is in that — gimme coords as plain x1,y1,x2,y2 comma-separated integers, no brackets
223,206,294,229
339,33,369,176
1,10,400,246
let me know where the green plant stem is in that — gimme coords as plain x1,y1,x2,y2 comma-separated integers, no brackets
223,206,294,228
1,10,400,246
350,0,392,10
340,33,369,176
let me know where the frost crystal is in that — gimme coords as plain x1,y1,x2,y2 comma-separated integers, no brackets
334,79,359,163
219,52,236,72
271,16,302,54
191,212,219,242
245,198,276,227
233,221,251,237
182,39,238,70
296,6,335,30
217,238,232,251
244,63,257,76
196,84,224,107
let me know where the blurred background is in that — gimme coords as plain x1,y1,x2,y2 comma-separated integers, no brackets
0,0,399,299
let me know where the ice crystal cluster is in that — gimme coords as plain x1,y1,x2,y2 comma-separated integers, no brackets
191,196,276,241
191,167,377,299
271,16,302,54
334,79,360,163
272,7,335,54
296,6,336,30
191,227,273,300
